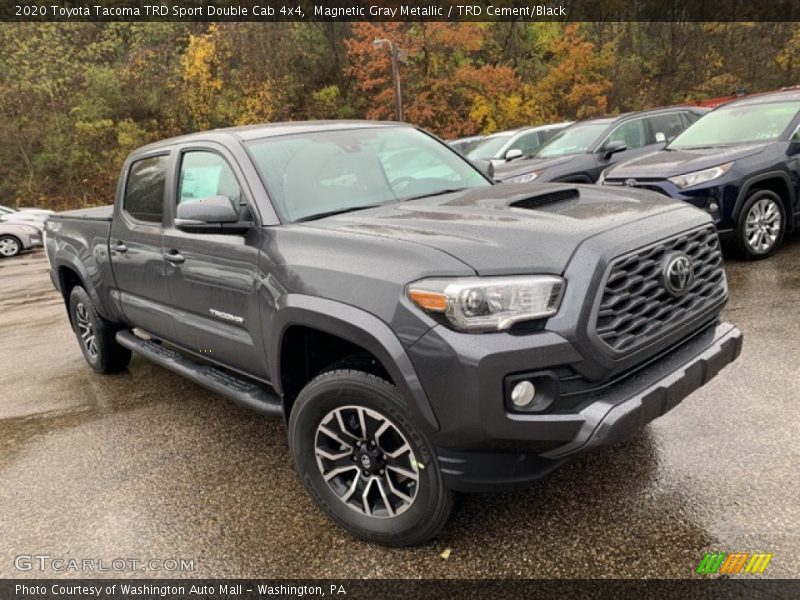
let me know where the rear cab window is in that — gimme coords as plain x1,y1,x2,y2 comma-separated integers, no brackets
123,155,169,224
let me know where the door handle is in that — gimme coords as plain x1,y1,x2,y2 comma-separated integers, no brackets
164,250,185,264
111,241,127,253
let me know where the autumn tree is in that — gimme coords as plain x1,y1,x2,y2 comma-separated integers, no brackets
531,23,613,120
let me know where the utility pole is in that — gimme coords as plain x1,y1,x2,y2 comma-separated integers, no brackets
373,38,404,121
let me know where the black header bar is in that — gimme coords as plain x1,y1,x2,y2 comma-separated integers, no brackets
3,0,800,22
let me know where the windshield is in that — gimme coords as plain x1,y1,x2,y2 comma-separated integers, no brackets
669,101,800,149
246,127,490,222
465,133,514,160
534,121,612,158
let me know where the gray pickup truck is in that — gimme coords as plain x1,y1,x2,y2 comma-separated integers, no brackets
46,121,742,546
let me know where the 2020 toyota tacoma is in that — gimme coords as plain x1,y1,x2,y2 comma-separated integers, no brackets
46,121,742,546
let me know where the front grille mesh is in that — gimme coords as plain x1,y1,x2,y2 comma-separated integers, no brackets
594,226,725,353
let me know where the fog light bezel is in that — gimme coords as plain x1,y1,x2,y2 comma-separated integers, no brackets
504,371,559,414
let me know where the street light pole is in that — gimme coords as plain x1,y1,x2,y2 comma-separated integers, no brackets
373,38,403,121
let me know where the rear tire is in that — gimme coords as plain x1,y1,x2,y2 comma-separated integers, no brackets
735,190,786,260
288,369,453,546
0,235,21,257
69,286,131,373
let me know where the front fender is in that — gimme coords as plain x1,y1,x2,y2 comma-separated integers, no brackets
269,294,439,434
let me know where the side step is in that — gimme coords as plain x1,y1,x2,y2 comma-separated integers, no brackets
116,330,283,417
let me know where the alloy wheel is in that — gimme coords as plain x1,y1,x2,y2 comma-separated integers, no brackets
314,405,419,518
75,302,98,359
744,197,782,254
0,237,19,256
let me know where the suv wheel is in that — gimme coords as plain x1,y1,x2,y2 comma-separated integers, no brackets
0,235,21,257
288,369,453,546
736,190,786,259
69,286,132,373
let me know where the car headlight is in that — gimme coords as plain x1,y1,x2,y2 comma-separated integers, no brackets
668,162,733,189
19,225,38,234
407,275,565,332
506,169,545,184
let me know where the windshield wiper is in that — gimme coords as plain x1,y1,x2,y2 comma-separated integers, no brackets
294,204,382,223
401,187,470,202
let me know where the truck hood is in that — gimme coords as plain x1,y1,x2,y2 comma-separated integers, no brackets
493,155,577,181
301,184,698,276
606,144,767,180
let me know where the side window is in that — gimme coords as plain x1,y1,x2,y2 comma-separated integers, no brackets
178,151,242,215
648,113,686,143
604,119,647,150
123,155,168,223
684,111,703,125
538,128,560,145
508,131,541,155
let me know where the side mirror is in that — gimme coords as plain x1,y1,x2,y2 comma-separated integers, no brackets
601,140,627,160
504,148,523,162
175,196,249,233
473,159,495,180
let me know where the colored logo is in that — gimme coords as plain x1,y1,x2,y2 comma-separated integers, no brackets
696,552,773,575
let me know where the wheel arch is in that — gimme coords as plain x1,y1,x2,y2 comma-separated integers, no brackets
733,171,796,231
54,258,115,325
269,295,439,434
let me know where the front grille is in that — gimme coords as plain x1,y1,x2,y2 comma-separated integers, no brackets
594,226,725,353
634,184,670,196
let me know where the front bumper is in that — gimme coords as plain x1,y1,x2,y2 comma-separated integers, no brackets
427,321,742,491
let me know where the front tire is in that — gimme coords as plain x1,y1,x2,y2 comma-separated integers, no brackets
69,286,131,373
735,190,786,259
0,235,21,257
288,370,453,546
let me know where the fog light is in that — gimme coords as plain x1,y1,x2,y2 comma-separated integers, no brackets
707,202,720,215
511,380,536,408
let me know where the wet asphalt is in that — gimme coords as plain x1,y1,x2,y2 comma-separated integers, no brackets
0,242,798,579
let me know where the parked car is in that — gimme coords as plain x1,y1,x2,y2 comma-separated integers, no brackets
600,90,800,259
46,121,741,546
1,207,53,231
464,122,572,167
0,221,43,257
447,135,484,154
493,107,707,184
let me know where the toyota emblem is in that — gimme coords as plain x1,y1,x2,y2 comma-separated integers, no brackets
662,253,694,296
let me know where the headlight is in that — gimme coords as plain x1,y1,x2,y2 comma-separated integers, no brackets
407,275,565,332
506,169,544,184
668,162,733,189
19,225,38,234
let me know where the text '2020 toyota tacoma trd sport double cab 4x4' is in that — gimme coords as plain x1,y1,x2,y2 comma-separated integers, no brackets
46,121,742,546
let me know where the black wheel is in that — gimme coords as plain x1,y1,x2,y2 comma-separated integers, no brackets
735,190,786,259
288,369,453,546
0,235,22,257
69,286,131,373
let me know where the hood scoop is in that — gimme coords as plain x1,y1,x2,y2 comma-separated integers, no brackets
510,187,580,210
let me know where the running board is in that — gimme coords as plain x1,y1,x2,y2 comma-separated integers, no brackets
116,330,282,417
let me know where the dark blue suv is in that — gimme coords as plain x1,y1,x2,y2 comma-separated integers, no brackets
601,90,800,259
